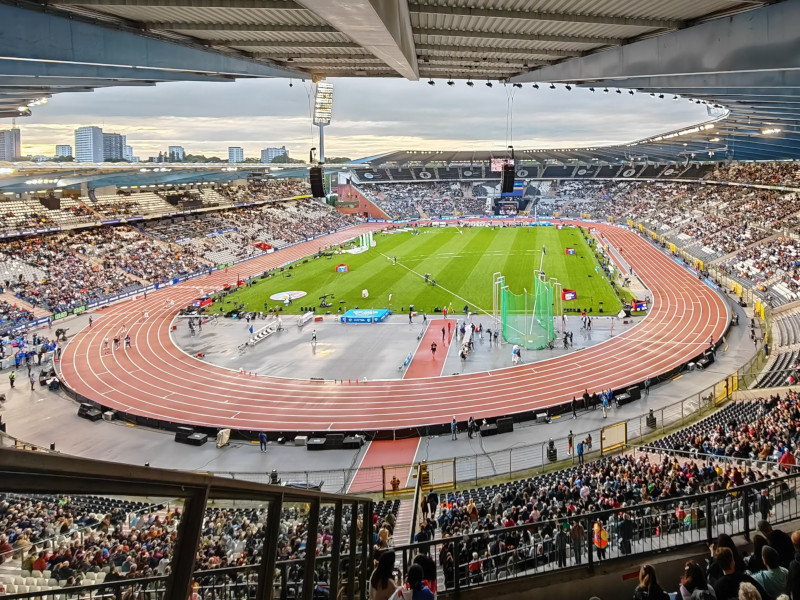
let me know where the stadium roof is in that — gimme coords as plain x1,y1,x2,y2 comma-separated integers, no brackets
5,0,799,160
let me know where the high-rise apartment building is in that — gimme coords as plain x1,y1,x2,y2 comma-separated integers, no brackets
260,146,288,163
103,133,126,160
0,128,21,160
74,126,104,162
168,146,185,161
228,147,244,163
55,145,72,158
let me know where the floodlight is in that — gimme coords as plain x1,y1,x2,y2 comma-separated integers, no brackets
486,81,493,88
513,82,522,88
428,79,435,86
447,80,455,86
658,94,664,99
565,85,572,91
628,90,634,95
603,88,609,93
466,80,474,87
549,83,556,89
312,82,333,125
616,89,622,94
532,83,539,89
589,87,595,92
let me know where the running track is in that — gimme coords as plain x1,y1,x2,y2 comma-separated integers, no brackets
58,221,729,432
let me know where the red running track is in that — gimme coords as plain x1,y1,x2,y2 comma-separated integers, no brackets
403,319,453,379
59,221,729,432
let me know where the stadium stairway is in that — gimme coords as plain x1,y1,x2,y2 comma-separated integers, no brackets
392,499,415,546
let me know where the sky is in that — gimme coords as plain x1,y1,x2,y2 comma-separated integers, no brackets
15,77,709,160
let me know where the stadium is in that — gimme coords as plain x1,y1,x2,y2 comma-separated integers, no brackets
1,1,800,600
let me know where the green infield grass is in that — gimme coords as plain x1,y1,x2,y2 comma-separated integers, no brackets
215,225,631,316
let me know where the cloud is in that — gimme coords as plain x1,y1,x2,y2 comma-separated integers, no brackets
16,77,708,159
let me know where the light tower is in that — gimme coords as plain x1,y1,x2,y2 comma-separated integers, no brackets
312,81,333,164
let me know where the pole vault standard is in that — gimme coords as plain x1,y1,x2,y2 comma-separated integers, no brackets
492,272,503,334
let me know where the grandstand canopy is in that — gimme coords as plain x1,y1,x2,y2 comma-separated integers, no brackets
5,0,800,160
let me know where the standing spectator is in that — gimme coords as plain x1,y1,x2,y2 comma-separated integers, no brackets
427,490,438,518
570,520,585,565
577,440,584,465
29,370,35,391
258,431,267,453
759,489,772,521
555,525,568,568
619,513,634,556
450,417,457,440
593,521,608,561
8,371,14,388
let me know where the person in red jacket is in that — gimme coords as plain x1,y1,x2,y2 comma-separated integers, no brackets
33,551,48,572
780,446,796,472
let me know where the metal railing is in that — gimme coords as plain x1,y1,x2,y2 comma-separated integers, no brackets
0,450,372,600
390,471,800,595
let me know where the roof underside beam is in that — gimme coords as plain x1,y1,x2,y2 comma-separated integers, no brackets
581,71,800,91
0,78,157,87
53,0,303,5
207,40,359,49
416,43,581,58
513,1,800,83
414,27,623,46
4,3,302,78
409,3,680,29
0,59,236,83
143,23,337,32
294,0,419,80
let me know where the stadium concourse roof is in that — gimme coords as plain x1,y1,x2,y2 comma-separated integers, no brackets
4,0,800,160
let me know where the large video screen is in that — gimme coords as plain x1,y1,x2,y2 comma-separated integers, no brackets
490,158,514,173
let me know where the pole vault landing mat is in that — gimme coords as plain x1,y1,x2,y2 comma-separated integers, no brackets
339,308,391,323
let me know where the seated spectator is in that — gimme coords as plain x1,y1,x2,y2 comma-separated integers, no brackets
396,563,434,600
749,545,787,599
634,564,669,600
737,582,762,600
679,560,716,600
757,521,794,569
713,547,768,600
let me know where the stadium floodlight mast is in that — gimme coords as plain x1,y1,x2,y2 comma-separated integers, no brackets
312,81,333,164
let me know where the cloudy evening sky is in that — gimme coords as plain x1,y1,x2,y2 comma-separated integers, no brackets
16,78,709,160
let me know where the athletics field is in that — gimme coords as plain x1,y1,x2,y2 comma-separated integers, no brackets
218,225,629,316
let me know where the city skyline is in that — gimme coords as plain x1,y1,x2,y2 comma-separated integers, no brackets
10,78,709,160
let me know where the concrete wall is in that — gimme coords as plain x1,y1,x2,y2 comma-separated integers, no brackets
95,185,116,196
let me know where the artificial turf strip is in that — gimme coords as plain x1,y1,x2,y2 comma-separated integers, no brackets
217,225,625,316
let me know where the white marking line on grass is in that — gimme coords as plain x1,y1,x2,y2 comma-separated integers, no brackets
379,252,492,319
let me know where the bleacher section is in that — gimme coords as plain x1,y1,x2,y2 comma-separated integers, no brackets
0,488,397,599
